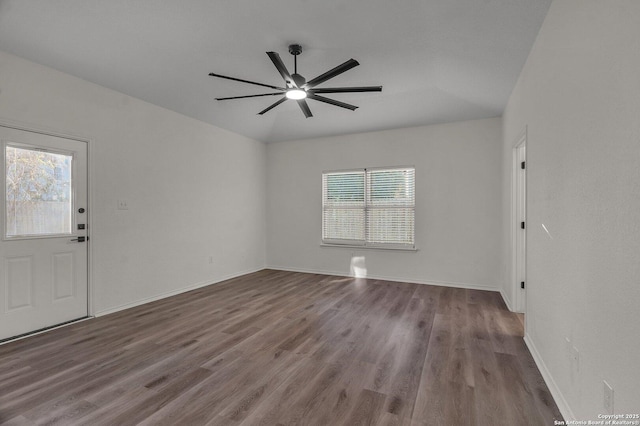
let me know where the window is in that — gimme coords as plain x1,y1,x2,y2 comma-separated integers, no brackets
5,145,73,237
322,167,415,249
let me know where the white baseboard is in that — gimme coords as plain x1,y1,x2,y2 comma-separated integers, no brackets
95,267,265,317
500,289,515,312
523,334,575,421
267,265,499,292
0,317,93,346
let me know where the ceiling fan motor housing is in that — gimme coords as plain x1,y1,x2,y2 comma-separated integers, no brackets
288,44,303,56
292,73,306,87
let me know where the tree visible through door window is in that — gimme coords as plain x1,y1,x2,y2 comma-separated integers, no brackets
5,145,73,237
322,167,415,248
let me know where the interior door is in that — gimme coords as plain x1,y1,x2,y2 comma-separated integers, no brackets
0,126,88,341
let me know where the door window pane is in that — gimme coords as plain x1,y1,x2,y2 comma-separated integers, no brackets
5,145,73,237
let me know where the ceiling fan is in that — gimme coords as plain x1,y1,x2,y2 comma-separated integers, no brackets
209,44,382,118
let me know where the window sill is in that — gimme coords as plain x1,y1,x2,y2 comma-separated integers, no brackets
320,243,418,252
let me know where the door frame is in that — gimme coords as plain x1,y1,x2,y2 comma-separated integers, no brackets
0,118,94,318
511,127,527,314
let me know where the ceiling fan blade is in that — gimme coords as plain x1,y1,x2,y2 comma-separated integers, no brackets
305,59,359,88
297,99,313,118
216,92,284,101
258,97,287,115
309,86,382,94
209,72,285,91
307,94,358,111
266,52,296,88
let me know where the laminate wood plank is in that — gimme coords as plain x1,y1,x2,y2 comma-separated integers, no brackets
3,343,173,421
94,333,246,398
0,415,31,426
320,360,379,424
319,315,384,366
442,349,476,426
341,389,386,426
66,385,157,426
0,353,125,419
0,366,31,389
375,413,422,426
237,353,327,426
0,269,563,425
481,299,518,355
138,349,298,425
271,359,351,425
23,398,98,425
494,352,545,424
206,415,243,426
0,361,72,396
377,295,436,421
435,286,454,314
108,367,229,426
216,351,307,423
375,412,402,426
269,358,374,426
358,286,417,366
466,320,511,426
512,337,564,424
411,313,452,426
278,308,341,352
311,281,416,368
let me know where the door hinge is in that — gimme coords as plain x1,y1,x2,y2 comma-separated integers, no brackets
521,281,525,289
521,161,526,169
521,221,525,229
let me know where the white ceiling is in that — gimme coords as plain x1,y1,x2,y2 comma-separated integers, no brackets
0,0,552,143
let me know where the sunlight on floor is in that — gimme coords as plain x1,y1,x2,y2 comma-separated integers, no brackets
350,255,367,278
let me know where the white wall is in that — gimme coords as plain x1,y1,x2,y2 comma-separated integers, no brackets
0,50,266,314
502,0,640,419
267,118,503,290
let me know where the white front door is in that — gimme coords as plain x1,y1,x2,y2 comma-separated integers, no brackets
0,126,88,341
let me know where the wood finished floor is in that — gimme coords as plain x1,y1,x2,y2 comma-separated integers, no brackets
0,269,563,425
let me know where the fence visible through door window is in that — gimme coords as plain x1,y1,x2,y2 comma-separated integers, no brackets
5,144,73,238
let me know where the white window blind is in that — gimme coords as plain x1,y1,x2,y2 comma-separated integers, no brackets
322,167,415,248
366,167,415,247
322,170,366,244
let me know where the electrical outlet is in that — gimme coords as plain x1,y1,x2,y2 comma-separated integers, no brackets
117,199,129,210
603,380,614,414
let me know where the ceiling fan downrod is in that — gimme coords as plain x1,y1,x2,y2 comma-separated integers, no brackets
289,44,304,86
288,44,303,75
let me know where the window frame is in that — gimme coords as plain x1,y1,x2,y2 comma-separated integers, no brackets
3,141,77,240
321,166,416,251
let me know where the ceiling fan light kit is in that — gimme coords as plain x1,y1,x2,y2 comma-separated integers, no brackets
209,44,382,118
285,89,307,100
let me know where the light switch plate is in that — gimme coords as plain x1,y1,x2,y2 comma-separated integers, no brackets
117,199,129,210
